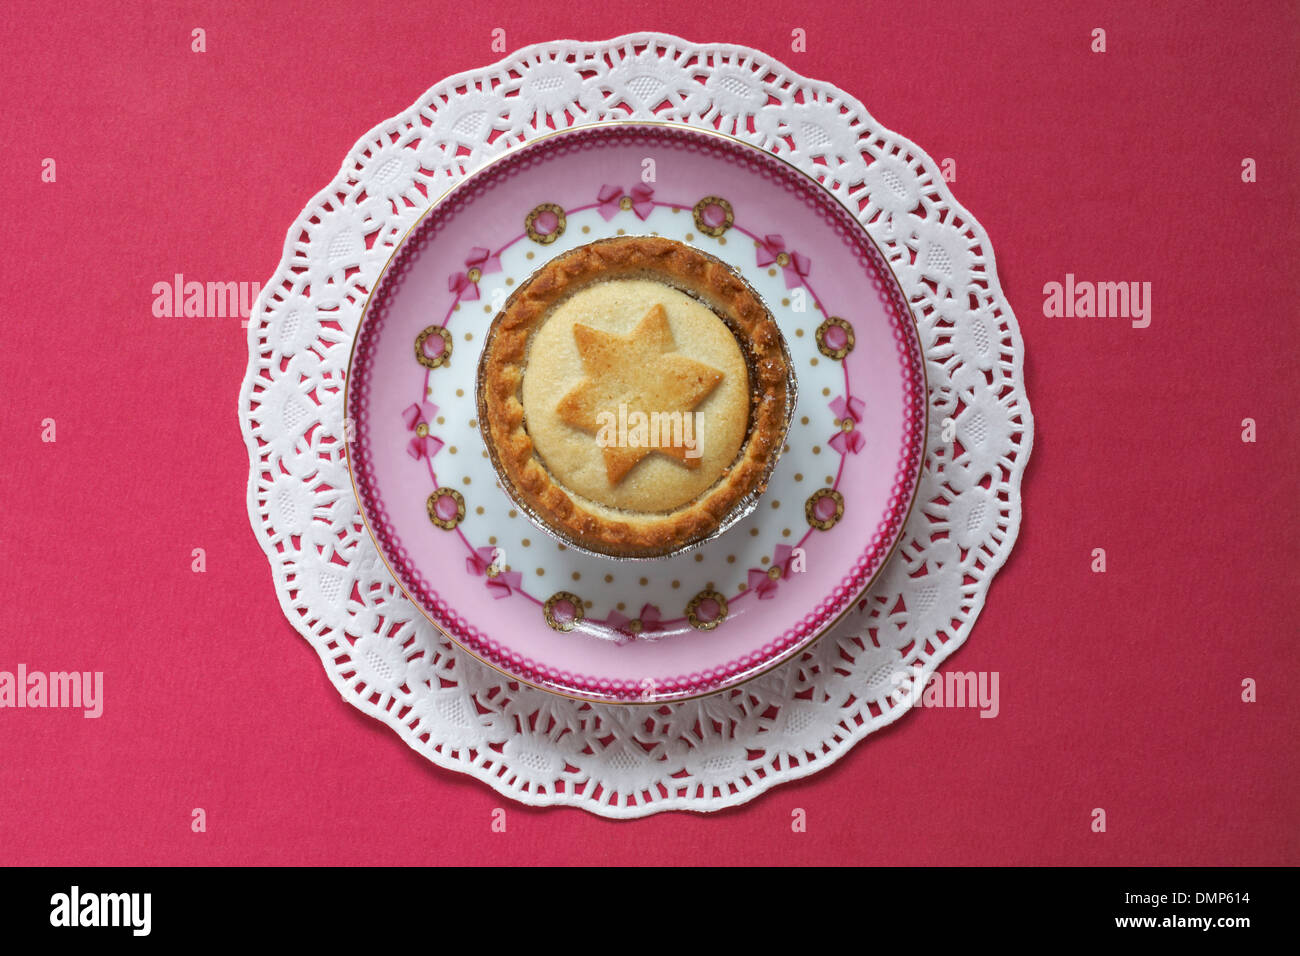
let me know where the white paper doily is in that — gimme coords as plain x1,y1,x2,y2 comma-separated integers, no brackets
239,33,1033,817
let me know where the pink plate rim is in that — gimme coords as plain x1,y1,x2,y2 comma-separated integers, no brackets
344,119,928,703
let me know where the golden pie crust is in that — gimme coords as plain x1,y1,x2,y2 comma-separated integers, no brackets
477,235,794,559
525,282,748,511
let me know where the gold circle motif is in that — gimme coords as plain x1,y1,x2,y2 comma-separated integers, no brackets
692,195,734,237
685,589,729,630
618,195,633,210
544,591,584,632
815,316,855,360
805,488,845,531
466,266,482,283
525,202,566,244
775,251,791,267
426,487,466,530
414,325,453,369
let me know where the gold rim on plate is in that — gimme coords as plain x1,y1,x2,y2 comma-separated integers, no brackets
341,118,928,705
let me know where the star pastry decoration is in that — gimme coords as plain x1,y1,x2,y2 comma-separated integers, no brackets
556,303,724,485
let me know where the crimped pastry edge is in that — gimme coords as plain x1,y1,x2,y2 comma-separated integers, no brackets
477,235,794,559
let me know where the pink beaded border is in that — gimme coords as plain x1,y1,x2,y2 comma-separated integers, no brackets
346,122,926,703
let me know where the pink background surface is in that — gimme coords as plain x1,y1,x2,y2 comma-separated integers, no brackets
1,0,1296,865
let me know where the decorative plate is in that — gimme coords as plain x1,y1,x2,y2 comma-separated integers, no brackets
345,120,926,703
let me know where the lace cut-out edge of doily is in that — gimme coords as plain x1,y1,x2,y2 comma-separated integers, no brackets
238,32,1034,818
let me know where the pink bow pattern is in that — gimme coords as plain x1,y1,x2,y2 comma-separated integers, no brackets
448,247,501,301
402,401,444,461
828,394,866,456
465,546,523,599
746,545,797,599
597,184,655,221
606,603,665,644
756,234,811,289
